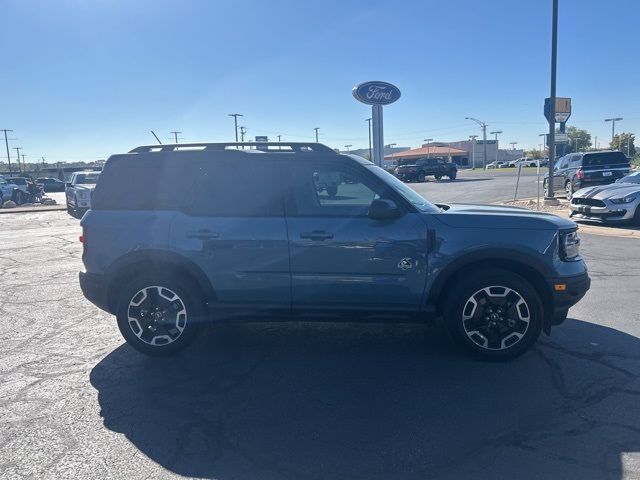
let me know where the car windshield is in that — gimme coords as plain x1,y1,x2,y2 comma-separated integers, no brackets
619,171,640,184
366,164,440,213
8,178,27,185
582,152,628,166
75,173,100,184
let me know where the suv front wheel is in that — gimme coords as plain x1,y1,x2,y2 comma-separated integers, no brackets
116,273,203,356
444,269,543,360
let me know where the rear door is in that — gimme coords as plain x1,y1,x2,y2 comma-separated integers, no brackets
551,155,570,194
169,157,290,310
284,159,428,311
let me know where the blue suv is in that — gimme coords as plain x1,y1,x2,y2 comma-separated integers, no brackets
79,142,590,360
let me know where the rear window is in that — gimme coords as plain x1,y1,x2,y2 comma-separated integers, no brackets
582,152,628,167
75,173,100,184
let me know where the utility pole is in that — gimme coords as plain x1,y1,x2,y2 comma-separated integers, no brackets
344,144,352,152
239,126,247,142
170,131,182,144
469,135,477,169
466,118,488,168
42,157,46,168
228,114,243,142
366,118,372,161
546,0,558,201
14,147,22,173
277,135,282,142
1,129,13,174
604,117,623,149
313,127,320,143
424,138,433,159
21,154,25,172
594,136,597,151
490,130,503,162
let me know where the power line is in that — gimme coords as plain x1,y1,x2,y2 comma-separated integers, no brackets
1,129,13,173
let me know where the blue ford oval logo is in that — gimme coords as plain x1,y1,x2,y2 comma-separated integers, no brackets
352,81,401,105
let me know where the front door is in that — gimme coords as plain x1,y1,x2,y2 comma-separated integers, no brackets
285,160,429,311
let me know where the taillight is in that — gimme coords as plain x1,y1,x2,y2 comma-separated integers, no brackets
576,169,585,180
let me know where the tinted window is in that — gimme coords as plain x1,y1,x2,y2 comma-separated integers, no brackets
569,154,582,167
582,151,628,167
556,157,569,169
188,159,283,216
75,173,100,184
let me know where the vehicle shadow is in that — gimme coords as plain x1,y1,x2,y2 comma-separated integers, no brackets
90,319,640,479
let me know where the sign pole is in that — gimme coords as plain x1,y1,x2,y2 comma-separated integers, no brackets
372,104,384,167
546,0,558,202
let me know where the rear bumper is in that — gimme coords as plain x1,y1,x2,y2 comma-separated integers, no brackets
79,271,111,313
546,271,591,320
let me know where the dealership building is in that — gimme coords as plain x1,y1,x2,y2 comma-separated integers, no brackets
384,140,524,168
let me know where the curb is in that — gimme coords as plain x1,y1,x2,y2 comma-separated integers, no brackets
0,205,66,215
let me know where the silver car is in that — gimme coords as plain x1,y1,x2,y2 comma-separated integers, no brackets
569,171,640,225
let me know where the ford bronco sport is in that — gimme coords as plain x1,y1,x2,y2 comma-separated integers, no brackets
80,142,590,360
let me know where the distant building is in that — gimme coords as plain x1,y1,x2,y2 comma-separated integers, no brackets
384,145,468,165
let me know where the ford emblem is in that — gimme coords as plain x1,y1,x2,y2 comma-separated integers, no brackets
352,81,401,106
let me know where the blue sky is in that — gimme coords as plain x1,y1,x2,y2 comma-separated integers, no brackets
1,0,639,162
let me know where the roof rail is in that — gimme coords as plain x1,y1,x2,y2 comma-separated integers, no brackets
128,142,338,155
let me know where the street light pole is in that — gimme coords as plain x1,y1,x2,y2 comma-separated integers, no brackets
1,129,13,174
228,113,243,142
366,118,372,161
469,135,477,169
604,117,623,149
539,133,547,157
546,0,558,200
466,118,488,168
423,138,433,159
313,127,320,143
490,130,503,163
510,142,517,151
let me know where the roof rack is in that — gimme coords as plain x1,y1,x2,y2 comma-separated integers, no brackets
129,142,338,155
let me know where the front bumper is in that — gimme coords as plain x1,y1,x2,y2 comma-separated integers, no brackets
546,271,591,320
79,271,111,313
569,202,636,223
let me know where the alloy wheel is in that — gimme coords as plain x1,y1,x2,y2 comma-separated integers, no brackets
127,286,187,346
461,285,530,350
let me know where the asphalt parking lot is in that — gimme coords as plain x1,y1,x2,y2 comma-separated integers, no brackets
1,176,639,479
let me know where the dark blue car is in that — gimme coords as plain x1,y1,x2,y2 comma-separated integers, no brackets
80,142,590,360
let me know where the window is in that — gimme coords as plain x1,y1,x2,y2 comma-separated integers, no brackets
75,173,100,184
582,151,628,167
556,157,570,170
569,154,582,167
290,162,387,216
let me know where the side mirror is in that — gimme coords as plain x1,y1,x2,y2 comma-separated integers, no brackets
369,199,400,220
65,182,71,188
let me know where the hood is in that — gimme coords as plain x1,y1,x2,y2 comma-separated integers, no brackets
434,203,576,230
573,183,640,200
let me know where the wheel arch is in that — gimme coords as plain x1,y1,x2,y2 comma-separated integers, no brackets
105,250,216,314
429,253,554,325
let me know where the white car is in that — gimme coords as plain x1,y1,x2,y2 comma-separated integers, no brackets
485,161,505,169
65,171,100,218
0,176,19,204
500,158,540,168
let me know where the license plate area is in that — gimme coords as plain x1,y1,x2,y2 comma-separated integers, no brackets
602,171,612,177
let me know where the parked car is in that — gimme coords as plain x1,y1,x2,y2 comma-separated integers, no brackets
65,171,100,218
0,176,19,205
543,151,630,199
394,157,457,182
485,161,505,169
569,172,640,225
36,177,66,192
79,142,589,361
4,177,32,204
501,158,540,168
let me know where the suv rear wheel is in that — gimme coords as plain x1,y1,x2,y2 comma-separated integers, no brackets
444,268,543,360
448,171,457,180
418,172,426,182
565,181,574,200
116,273,203,356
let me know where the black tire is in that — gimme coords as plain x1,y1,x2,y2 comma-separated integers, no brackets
565,181,573,200
543,179,550,198
444,268,543,361
434,174,442,181
326,185,338,197
634,205,640,226
448,171,457,180
418,173,426,182
115,273,204,356
13,190,25,205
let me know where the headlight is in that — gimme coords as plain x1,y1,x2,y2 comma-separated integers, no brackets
610,195,637,204
560,230,581,261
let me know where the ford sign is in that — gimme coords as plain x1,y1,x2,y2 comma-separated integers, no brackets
352,81,401,106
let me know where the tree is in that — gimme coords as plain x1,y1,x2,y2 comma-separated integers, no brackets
525,148,543,159
610,132,635,157
555,126,591,154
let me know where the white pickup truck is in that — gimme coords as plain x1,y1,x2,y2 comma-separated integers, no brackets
65,171,100,218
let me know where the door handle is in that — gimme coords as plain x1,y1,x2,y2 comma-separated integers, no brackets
186,229,219,239
300,230,334,241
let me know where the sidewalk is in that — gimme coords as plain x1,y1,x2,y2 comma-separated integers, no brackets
0,204,66,214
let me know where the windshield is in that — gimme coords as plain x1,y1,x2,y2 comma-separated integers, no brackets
75,173,100,184
619,171,640,184
366,164,440,213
